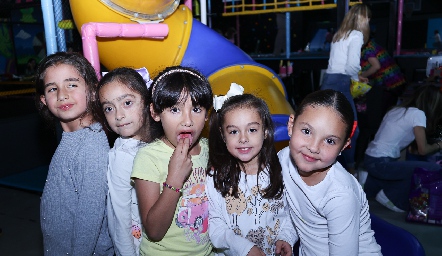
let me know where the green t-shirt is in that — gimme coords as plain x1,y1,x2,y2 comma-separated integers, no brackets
132,138,213,256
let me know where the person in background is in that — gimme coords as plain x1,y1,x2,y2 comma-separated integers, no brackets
356,37,407,169
360,37,406,114
364,85,442,212
321,4,371,175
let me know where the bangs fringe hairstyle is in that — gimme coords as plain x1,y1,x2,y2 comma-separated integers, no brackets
147,65,213,141
207,94,283,200
398,84,442,137
295,89,354,142
97,67,151,142
35,52,99,127
333,3,371,44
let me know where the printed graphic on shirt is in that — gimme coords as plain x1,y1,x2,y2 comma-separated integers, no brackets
175,167,210,245
132,220,142,246
225,184,285,254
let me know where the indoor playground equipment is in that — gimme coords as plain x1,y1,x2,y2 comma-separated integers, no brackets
221,0,362,16
68,0,293,121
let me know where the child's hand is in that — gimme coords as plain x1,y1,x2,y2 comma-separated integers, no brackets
166,137,193,187
358,75,369,83
247,246,265,256
275,240,292,256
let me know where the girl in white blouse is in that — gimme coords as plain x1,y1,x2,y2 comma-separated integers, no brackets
207,92,297,256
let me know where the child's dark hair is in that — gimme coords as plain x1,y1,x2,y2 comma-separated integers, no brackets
397,84,442,136
207,94,283,200
296,89,354,141
148,65,213,140
97,67,151,142
35,52,99,126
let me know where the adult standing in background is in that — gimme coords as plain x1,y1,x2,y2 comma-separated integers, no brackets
356,38,407,169
321,4,371,175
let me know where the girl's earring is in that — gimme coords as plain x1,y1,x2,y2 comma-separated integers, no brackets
339,151,342,156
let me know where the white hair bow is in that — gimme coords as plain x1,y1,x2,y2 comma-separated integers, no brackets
213,83,244,111
135,67,153,88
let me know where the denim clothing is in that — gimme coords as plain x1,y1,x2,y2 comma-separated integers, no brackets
321,73,359,167
363,154,441,211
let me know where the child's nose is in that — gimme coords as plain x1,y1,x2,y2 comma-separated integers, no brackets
57,88,68,101
181,112,194,127
115,109,125,121
239,133,249,143
308,139,321,154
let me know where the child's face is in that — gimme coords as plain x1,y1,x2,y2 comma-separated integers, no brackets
151,94,207,154
40,64,89,132
221,107,266,172
288,105,350,175
99,81,145,140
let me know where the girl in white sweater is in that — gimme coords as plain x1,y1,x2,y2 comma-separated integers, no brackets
279,89,381,255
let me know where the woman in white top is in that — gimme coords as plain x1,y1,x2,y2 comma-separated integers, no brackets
364,85,442,212
321,4,371,174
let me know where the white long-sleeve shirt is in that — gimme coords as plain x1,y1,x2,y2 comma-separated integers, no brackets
107,137,144,256
326,30,364,81
278,147,382,256
207,169,298,256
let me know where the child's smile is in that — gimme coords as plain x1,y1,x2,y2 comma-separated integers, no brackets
222,107,265,174
301,152,319,163
40,64,89,132
288,105,350,178
58,104,74,111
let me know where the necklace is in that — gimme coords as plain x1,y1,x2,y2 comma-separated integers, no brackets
164,137,176,148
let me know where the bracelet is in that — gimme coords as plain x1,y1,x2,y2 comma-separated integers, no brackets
163,182,183,193
437,141,441,151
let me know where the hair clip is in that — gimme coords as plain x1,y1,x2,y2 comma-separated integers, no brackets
135,67,153,89
213,83,244,111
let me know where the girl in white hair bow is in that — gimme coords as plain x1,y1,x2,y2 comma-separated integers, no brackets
207,87,297,256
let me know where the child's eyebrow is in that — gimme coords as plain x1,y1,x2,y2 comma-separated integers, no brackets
115,94,135,101
100,94,135,105
226,122,261,129
44,77,80,88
